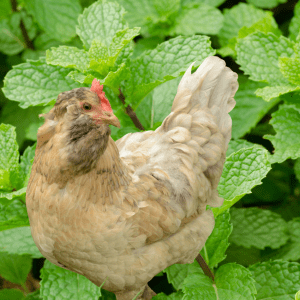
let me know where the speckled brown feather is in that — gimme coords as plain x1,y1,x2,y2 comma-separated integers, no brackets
26,56,238,300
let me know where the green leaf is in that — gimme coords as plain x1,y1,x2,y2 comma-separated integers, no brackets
236,32,295,85
46,46,89,73
20,144,36,187
132,37,164,59
246,0,287,9
230,77,279,139
107,27,138,60
265,103,300,163
0,187,27,204
230,207,289,250
114,0,163,35
218,3,269,47
0,252,32,284
0,12,36,55
88,39,109,74
279,57,300,86
200,210,232,269
214,147,271,216
0,200,29,231
153,292,184,300
295,158,300,182
152,77,181,125
223,244,262,268
249,261,300,300
226,140,261,157
217,45,236,58
170,3,223,36
237,13,280,39
25,291,42,300
164,260,201,291
0,0,11,20
99,63,130,93
0,227,42,258
135,93,153,129
77,0,126,49
0,289,25,300
0,124,20,191
24,0,81,42
68,70,94,85
97,27,139,63
294,36,300,57
115,42,134,68
0,101,45,147
88,27,140,74
255,84,300,101
289,1,300,41
273,218,300,261
2,60,82,108
181,0,226,8
0,14,25,55
34,33,60,50
181,263,256,300
34,32,73,51
250,123,276,137
127,35,215,108
110,125,140,140
22,49,46,62
153,0,180,19
0,15,24,55
40,260,101,300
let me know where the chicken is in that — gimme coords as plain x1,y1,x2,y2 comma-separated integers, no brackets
26,56,238,300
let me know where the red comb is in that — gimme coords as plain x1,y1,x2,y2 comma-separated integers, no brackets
90,79,113,113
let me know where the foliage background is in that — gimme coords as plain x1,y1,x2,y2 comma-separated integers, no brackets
1,0,300,299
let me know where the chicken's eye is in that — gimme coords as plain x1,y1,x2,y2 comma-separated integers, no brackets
83,103,92,111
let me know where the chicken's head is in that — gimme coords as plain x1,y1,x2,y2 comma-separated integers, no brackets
37,80,121,175
53,79,120,128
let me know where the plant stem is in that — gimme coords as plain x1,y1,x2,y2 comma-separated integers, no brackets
10,0,17,11
21,282,30,295
118,88,145,131
10,0,34,50
18,198,26,205
195,253,215,282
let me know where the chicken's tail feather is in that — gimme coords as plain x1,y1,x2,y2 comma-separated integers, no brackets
158,56,238,210
162,56,238,147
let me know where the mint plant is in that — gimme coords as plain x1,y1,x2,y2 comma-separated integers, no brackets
1,0,300,299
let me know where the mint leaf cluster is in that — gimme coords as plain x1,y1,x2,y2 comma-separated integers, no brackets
236,31,296,101
3,0,215,133
0,124,34,203
161,261,256,300
217,3,280,57
214,146,271,216
115,0,223,37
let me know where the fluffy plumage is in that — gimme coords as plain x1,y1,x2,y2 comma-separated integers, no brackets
26,56,238,300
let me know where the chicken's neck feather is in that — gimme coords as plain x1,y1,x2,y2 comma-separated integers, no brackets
62,135,132,208
66,114,111,176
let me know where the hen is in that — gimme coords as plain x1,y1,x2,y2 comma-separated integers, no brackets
26,56,238,300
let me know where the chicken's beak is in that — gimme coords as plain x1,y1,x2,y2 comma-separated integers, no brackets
108,114,121,128
102,112,121,128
